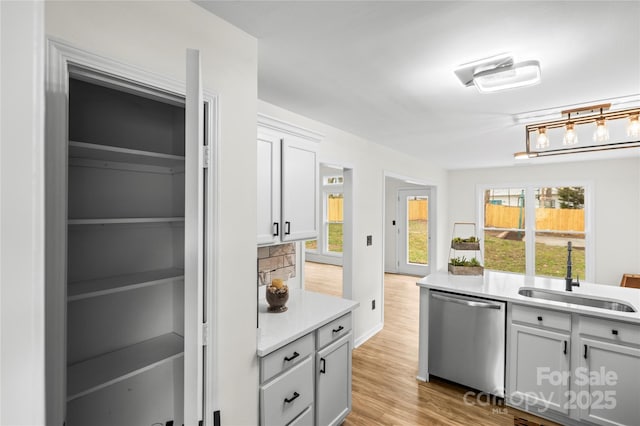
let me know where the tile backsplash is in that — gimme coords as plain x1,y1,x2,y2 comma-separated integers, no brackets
257,243,296,286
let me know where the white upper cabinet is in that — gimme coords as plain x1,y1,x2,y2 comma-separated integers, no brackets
257,114,322,245
257,133,282,245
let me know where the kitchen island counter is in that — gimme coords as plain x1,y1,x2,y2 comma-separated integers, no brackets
417,270,640,323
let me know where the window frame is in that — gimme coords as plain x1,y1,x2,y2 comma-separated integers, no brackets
477,181,593,280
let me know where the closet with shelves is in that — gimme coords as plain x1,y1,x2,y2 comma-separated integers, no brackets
46,42,211,426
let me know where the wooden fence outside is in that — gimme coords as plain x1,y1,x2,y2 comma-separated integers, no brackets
328,198,429,221
484,203,584,231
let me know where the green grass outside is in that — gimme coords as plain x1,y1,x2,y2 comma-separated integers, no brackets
484,233,585,278
408,220,428,264
328,223,343,253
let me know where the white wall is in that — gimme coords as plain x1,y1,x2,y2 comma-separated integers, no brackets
448,158,640,285
258,101,448,345
45,2,258,424
0,2,46,424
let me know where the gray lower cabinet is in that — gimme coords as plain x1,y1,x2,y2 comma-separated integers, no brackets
509,304,640,426
578,316,640,426
259,312,353,426
509,323,571,415
316,333,352,426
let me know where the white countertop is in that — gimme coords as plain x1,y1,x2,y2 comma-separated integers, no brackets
417,270,640,324
257,287,360,356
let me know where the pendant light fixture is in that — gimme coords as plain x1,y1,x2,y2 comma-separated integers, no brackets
627,113,640,137
562,114,578,146
593,108,609,142
536,127,549,149
515,102,640,159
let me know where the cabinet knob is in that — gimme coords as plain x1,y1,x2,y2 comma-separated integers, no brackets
320,357,326,374
537,316,543,321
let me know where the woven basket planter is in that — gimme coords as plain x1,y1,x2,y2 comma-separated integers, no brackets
448,264,484,275
451,241,480,251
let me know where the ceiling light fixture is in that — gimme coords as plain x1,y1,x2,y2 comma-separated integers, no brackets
536,127,549,149
593,108,609,142
514,102,640,159
562,115,578,146
455,53,541,94
627,113,640,137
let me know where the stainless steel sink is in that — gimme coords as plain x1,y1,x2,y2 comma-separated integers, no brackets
518,288,636,312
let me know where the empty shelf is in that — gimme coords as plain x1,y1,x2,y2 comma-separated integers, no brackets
69,141,184,168
68,268,184,301
68,217,184,225
67,333,184,402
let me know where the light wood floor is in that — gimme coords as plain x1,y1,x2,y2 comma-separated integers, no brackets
304,262,559,426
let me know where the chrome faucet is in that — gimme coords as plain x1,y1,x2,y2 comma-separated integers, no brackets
565,241,580,291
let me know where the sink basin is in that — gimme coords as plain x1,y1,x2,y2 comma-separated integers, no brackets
518,288,636,312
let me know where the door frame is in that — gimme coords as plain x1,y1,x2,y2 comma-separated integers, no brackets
44,38,219,425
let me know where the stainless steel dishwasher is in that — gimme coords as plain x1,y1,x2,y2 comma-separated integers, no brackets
428,290,506,397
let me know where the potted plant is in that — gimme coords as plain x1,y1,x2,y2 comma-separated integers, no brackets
448,256,484,275
451,236,481,251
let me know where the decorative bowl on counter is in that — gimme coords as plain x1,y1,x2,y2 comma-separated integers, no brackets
266,271,290,313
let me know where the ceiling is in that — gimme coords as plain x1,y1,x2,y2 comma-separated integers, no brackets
196,1,640,170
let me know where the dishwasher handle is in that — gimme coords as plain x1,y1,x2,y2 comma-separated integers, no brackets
431,292,503,309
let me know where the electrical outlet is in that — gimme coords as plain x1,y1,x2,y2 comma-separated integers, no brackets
366,235,372,246
372,299,376,310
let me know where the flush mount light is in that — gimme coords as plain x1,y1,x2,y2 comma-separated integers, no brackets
455,53,541,94
514,102,640,160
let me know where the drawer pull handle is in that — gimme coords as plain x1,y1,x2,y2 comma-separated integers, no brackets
332,325,344,334
284,221,291,235
284,352,300,362
612,329,619,335
284,392,300,404
273,222,279,237
320,357,326,374
584,344,588,359
563,340,567,355
537,316,543,321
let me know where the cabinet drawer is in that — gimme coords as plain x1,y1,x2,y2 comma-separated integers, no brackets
317,313,352,350
512,304,571,331
288,404,313,426
579,315,640,346
261,356,314,426
261,333,315,383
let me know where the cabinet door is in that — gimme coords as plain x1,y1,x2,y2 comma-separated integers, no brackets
257,133,281,245
316,333,352,426
509,324,570,415
578,338,640,426
281,136,318,241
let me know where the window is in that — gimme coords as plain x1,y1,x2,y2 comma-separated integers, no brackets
326,192,343,254
482,185,588,279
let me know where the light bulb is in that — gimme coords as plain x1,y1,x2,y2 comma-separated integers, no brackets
535,127,549,149
593,117,609,142
563,122,578,145
627,114,640,138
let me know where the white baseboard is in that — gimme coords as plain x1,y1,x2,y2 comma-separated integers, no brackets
354,322,383,348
